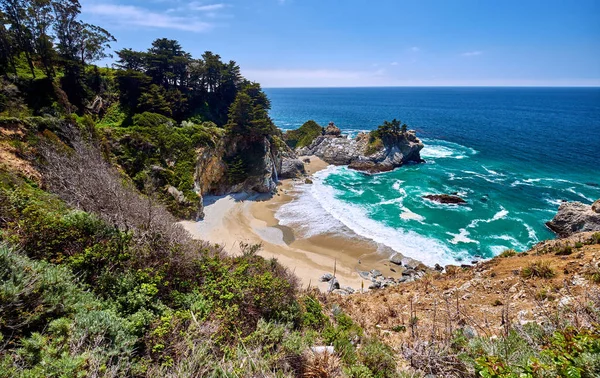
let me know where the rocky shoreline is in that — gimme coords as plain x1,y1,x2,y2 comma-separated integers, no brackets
295,122,425,173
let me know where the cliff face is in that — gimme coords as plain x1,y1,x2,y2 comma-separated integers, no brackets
546,199,600,237
193,134,304,218
296,130,424,173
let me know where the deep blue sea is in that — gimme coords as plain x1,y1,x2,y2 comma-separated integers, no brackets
265,87,600,266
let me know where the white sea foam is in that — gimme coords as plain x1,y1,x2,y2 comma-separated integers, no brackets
400,208,425,222
467,208,509,229
524,223,538,242
447,228,479,245
566,187,594,202
276,166,462,266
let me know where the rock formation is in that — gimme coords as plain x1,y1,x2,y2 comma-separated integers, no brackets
423,194,467,204
546,199,600,237
193,134,304,218
296,128,424,173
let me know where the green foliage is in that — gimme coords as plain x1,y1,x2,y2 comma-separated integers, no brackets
555,245,573,256
0,245,137,377
521,261,556,279
357,338,398,378
195,252,300,341
301,295,329,330
284,120,323,148
0,174,121,264
225,82,277,138
499,249,518,258
107,113,218,218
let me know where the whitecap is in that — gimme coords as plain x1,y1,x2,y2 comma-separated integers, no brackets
447,228,479,245
467,208,509,228
279,166,461,266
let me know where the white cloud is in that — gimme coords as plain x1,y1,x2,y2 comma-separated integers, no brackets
461,51,482,57
409,46,420,52
85,3,214,32
390,62,398,66
189,3,226,12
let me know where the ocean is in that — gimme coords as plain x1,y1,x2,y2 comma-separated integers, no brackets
264,87,600,266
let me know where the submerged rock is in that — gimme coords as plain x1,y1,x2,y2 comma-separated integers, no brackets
423,194,467,204
546,200,600,238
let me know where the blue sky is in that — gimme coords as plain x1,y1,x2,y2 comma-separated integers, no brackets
81,0,600,87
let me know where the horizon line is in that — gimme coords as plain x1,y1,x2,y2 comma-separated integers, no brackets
262,85,600,89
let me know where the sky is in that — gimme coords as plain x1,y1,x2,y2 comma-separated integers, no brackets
80,0,600,87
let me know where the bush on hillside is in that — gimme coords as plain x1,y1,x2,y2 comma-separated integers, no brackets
284,120,323,148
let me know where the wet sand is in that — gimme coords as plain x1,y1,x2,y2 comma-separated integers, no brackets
180,156,413,291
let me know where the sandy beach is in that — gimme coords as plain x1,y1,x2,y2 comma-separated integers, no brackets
180,156,414,291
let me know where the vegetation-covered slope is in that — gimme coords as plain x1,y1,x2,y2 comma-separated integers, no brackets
1,1,599,377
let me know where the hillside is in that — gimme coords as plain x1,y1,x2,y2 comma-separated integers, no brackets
1,2,599,377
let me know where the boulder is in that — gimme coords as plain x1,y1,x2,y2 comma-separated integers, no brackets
359,271,371,280
423,194,467,204
320,273,334,282
593,199,600,214
368,281,382,290
370,269,382,278
324,122,341,136
546,200,600,238
304,178,313,184
279,157,305,179
328,277,340,292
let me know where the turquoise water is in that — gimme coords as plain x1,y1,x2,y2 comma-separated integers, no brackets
266,87,600,265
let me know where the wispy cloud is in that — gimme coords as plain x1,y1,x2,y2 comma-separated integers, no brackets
461,51,482,57
409,46,420,52
390,62,398,66
85,3,214,32
189,2,226,12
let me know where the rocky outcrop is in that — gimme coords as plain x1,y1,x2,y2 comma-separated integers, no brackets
546,200,600,238
193,134,304,217
297,128,424,173
324,121,341,136
423,194,467,204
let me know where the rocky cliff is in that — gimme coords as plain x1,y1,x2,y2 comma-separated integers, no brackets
296,125,424,173
546,199,600,237
193,134,304,218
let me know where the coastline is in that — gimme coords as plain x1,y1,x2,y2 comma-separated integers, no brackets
180,156,413,291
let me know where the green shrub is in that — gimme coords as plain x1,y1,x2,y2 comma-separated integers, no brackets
555,245,573,256
498,249,517,258
283,120,323,148
521,261,556,279
301,295,329,330
357,338,397,378
0,244,137,377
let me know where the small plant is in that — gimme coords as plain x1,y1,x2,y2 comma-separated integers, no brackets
492,299,503,306
574,242,583,249
521,261,556,279
499,249,517,258
392,325,406,332
535,289,556,302
554,245,572,256
584,263,600,284
586,232,600,245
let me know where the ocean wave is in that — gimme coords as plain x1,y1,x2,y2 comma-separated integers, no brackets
277,166,464,266
447,228,479,245
467,208,509,229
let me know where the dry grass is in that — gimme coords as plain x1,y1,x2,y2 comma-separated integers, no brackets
302,351,341,378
